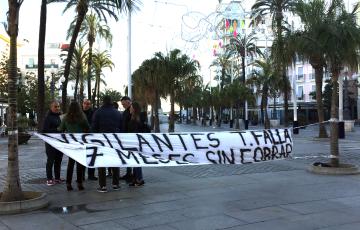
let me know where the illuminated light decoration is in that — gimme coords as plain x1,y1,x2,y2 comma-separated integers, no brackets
225,19,230,29
213,49,216,56
233,30,237,37
219,41,222,48
233,20,238,30
240,19,245,29
229,25,233,33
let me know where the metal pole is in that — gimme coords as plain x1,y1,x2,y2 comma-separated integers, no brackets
292,61,299,134
127,11,132,99
244,44,249,129
338,73,345,138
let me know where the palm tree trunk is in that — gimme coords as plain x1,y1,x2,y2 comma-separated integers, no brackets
168,92,175,132
1,0,24,202
264,95,270,129
154,90,160,132
96,76,100,108
330,70,340,167
92,74,99,106
315,67,328,138
37,0,47,131
87,40,93,100
235,103,240,129
61,9,87,112
79,76,84,104
193,107,197,125
74,67,80,101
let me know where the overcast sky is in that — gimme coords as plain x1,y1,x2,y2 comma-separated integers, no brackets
0,0,232,93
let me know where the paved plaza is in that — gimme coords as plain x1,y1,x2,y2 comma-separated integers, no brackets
0,123,360,230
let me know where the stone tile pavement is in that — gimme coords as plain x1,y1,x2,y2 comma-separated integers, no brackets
0,123,359,229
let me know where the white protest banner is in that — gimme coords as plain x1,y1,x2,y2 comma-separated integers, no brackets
35,129,293,167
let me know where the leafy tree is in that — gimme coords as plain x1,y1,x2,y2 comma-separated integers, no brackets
99,88,122,102
68,13,112,100
1,0,24,202
48,0,140,112
92,50,114,107
252,0,296,126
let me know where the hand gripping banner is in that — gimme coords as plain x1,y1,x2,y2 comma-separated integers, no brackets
35,129,293,167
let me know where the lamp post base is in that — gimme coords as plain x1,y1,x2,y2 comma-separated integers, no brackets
338,121,345,139
293,121,299,134
245,120,249,130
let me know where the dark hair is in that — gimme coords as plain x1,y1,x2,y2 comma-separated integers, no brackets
131,101,141,122
103,95,112,105
120,96,131,101
65,101,85,123
113,102,119,109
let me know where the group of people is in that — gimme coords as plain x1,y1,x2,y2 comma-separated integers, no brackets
42,95,147,193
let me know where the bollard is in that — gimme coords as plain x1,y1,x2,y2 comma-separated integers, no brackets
245,120,249,130
293,121,299,134
230,119,233,128
338,121,345,139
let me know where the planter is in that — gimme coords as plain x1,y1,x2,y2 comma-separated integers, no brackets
308,162,360,175
0,191,49,215
344,120,355,132
18,132,31,145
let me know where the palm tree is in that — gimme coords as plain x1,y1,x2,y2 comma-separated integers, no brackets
290,0,337,138
211,50,232,90
37,0,47,131
156,49,200,132
228,32,264,83
71,41,88,102
248,58,279,129
1,0,24,202
68,13,112,100
49,0,140,112
323,1,360,167
92,50,114,107
252,0,295,126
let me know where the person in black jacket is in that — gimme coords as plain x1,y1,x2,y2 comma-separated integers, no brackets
127,101,145,186
120,96,133,182
42,101,63,186
92,95,122,193
82,99,97,181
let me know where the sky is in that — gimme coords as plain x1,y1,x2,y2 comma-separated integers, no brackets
0,0,233,94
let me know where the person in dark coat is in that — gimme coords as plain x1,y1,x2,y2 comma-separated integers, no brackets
92,95,122,193
127,101,145,186
42,101,63,186
120,96,133,182
82,99,97,180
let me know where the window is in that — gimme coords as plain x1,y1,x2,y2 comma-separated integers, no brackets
297,67,304,81
311,85,316,92
28,58,34,68
297,86,304,100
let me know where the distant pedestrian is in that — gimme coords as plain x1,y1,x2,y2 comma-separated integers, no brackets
82,99,97,181
92,95,122,193
120,96,133,182
42,101,63,186
59,101,90,191
127,101,145,187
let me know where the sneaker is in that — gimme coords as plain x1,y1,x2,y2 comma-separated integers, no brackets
97,186,108,193
112,184,120,191
54,178,65,184
46,179,55,186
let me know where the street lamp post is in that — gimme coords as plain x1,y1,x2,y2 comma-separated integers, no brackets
338,71,345,139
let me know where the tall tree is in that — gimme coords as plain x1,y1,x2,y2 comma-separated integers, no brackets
49,0,140,112
68,13,112,100
290,0,338,138
92,50,114,107
323,1,360,167
252,0,295,126
37,0,47,131
1,0,24,202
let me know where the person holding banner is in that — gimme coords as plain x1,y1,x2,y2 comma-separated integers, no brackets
120,96,133,182
82,99,97,181
92,95,122,193
127,101,145,187
42,101,64,186
59,101,90,191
